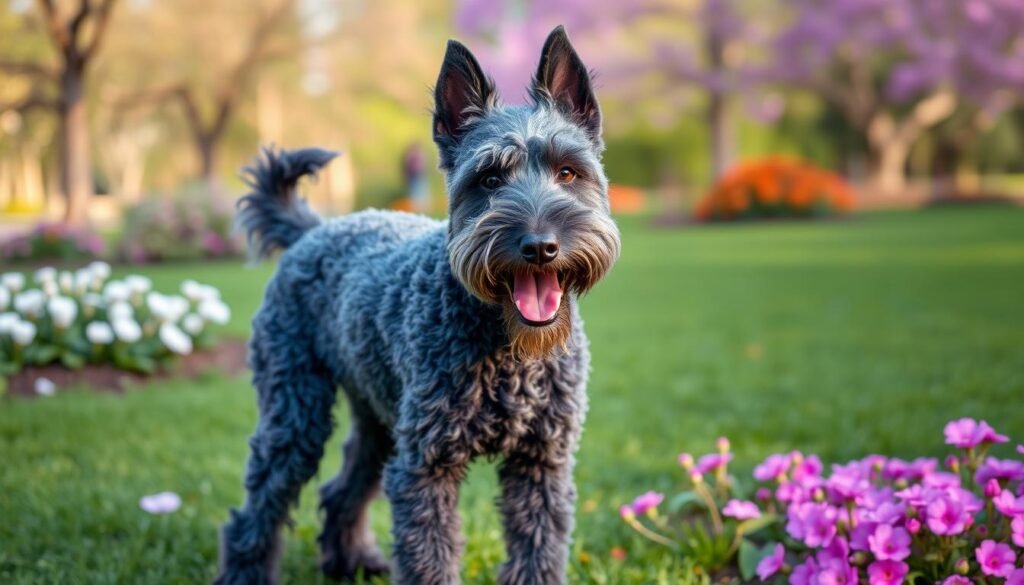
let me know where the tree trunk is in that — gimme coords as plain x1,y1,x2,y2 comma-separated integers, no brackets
705,26,733,182
708,90,734,182
867,139,910,196
59,67,94,224
196,133,220,193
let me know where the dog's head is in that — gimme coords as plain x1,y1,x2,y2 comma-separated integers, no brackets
434,26,621,358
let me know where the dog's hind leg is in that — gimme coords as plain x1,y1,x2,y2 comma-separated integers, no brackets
318,399,393,581
216,311,337,585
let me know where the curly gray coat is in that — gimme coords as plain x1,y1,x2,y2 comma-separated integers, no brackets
217,26,619,585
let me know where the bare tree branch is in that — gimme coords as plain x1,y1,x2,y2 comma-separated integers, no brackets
82,0,117,61
36,0,70,52
0,58,58,79
68,0,93,48
0,88,60,113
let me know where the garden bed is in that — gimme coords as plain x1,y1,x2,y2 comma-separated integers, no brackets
4,338,248,398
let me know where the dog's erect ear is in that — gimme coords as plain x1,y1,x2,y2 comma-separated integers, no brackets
531,25,601,142
433,40,496,163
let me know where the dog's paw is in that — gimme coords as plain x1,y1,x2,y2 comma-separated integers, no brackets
320,548,390,582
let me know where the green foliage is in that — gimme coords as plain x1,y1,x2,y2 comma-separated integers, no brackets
1,209,1023,583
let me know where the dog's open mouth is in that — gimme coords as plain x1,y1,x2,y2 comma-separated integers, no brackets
511,270,562,326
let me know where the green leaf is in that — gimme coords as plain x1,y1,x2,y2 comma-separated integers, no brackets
737,513,779,536
28,344,61,365
667,490,706,514
60,351,86,370
739,539,778,581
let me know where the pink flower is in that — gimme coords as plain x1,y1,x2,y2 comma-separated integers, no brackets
941,577,971,585
976,457,1024,485
1018,444,1024,455
678,453,694,469
619,505,634,520
790,558,818,585
944,418,1008,449
1008,569,1024,585
815,558,857,585
868,524,911,561
694,452,732,474
927,494,971,535
792,452,824,481
984,479,1002,499
787,502,838,548
754,453,791,481
722,499,761,520
629,491,663,516
868,560,908,585
885,457,938,482
905,518,921,534
139,491,182,514
994,489,1024,517
1013,516,1024,548
757,543,785,580
975,540,1016,577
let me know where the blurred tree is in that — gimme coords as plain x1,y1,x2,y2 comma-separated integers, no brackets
0,0,118,224
770,0,1024,195
453,0,774,182
113,0,298,191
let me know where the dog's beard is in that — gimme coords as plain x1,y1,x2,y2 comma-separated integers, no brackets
502,299,572,359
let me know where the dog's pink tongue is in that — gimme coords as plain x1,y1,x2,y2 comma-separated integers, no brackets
513,271,562,322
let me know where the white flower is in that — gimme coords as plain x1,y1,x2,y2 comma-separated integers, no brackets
41,280,59,297
108,301,134,322
0,286,8,312
34,266,57,285
112,317,142,343
198,298,231,325
74,269,93,295
182,313,205,336
125,275,152,295
146,292,170,320
58,271,74,293
103,281,131,303
11,319,37,345
88,261,111,280
86,321,115,344
14,289,46,317
47,295,78,328
2,272,25,293
82,293,104,308
139,491,181,514
181,279,203,301
0,312,19,333
165,295,189,322
159,322,192,355
34,377,57,396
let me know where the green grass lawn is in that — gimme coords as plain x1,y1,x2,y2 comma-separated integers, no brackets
2,207,1023,584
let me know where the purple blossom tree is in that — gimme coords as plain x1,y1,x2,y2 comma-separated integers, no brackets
769,0,1024,195
454,0,768,182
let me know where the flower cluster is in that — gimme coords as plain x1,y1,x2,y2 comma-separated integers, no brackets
0,221,106,262
620,419,1024,583
118,191,242,263
0,264,231,375
695,157,856,221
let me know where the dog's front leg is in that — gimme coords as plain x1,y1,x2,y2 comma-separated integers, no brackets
384,451,467,585
497,449,576,585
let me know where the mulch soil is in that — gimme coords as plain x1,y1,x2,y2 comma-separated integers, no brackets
4,338,249,398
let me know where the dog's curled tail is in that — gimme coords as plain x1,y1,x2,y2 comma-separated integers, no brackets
237,146,338,260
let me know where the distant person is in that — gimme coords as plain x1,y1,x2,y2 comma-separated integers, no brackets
402,142,429,213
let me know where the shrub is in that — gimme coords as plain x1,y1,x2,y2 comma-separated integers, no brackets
695,157,856,221
118,190,242,263
0,263,231,375
0,221,106,262
619,420,1024,583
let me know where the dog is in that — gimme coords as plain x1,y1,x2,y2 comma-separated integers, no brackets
216,26,620,585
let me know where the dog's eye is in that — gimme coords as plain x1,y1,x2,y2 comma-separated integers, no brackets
556,167,577,183
481,174,502,190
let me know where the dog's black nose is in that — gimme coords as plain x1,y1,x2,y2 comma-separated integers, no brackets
520,234,559,265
